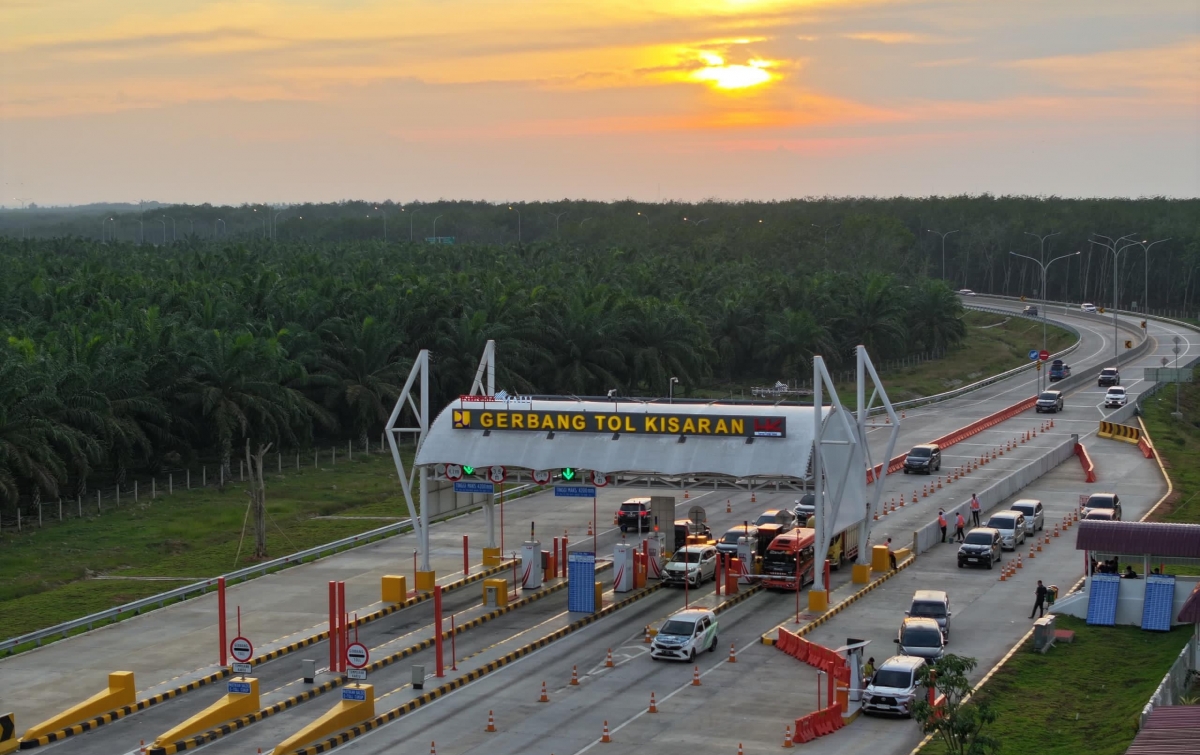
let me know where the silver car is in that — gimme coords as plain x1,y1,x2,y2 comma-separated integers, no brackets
662,545,718,587
894,617,945,661
986,511,1027,550
1008,499,1044,533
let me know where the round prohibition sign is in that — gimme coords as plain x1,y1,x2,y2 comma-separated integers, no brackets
229,636,254,663
488,465,507,483
591,470,608,487
1038,349,1050,362
345,642,370,669
531,469,552,484
444,464,463,482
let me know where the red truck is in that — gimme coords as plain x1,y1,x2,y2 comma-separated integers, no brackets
762,527,817,590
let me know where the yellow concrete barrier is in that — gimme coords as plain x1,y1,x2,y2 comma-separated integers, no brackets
482,578,508,607
381,575,407,604
1098,420,1140,444
482,547,502,567
893,546,912,563
807,589,829,612
151,677,260,748
414,570,436,591
0,712,16,755
271,684,374,755
21,671,135,742
871,545,890,572
851,563,871,584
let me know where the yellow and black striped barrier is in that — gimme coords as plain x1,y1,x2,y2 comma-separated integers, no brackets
19,562,515,751
1098,420,1140,444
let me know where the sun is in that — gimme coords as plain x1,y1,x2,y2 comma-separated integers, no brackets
692,53,773,90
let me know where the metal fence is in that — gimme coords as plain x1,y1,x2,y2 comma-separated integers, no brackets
1140,635,1198,727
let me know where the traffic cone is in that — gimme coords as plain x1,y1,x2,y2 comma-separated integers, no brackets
1033,427,1038,437
937,476,943,489
998,444,1004,456
1050,418,1055,428
1045,533,1051,545
991,449,997,460
692,665,701,686
601,721,612,743
999,566,1007,581
738,744,744,755
644,626,652,644
588,521,593,536
571,665,580,684
902,410,906,419
1036,539,1042,552
649,692,658,713
539,680,549,702
783,724,795,748
922,484,928,498
729,643,737,663
912,490,918,504
486,710,496,732
605,648,614,668
751,492,756,503
1017,554,1023,568
1054,523,1060,538
431,743,436,755
726,499,732,513
684,489,690,499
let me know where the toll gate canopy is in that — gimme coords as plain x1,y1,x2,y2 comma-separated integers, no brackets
414,397,868,536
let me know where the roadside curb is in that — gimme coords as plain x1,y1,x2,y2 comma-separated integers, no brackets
1136,416,1174,522
760,554,916,646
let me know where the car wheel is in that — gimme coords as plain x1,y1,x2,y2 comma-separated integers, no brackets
709,634,718,653
958,561,964,569
619,525,627,533
903,469,908,475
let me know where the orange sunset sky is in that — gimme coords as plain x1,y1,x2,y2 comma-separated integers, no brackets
1,0,1196,205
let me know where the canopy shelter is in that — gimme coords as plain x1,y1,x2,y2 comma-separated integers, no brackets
1076,520,1200,577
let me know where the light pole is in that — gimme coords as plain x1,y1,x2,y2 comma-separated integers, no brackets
401,207,415,241
1022,231,1060,297
1131,238,1172,313
157,218,166,244
253,208,266,237
637,211,650,227
928,228,960,281
669,377,679,404
683,217,710,226
215,218,225,237
273,209,286,240
186,218,193,237
508,206,521,244
1010,250,1079,391
374,206,387,242
1090,233,1141,361
432,215,443,240
164,215,175,242
547,211,567,238
580,217,592,229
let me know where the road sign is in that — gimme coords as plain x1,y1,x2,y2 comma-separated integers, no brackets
342,687,367,701
1125,340,1132,349
688,505,706,523
231,662,252,674
454,481,495,495
591,471,608,487
488,465,507,483
229,636,253,663
1028,350,1039,362
555,485,597,498
345,642,369,669
444,464,463,481
228,680,252,694
1036,363,1042,371
1145,368,1194,383
561,468,576,481
1039,350,1050,361
347,668,367,680
531,469,552,484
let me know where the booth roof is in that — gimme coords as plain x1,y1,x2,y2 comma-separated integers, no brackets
413,399,838,480
1074,520,1200,560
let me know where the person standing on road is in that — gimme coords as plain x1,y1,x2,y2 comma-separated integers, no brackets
970,494,981,527
863,657,876,684
1030,580,1048,618
886,537,898,570
955,512,966,543
938,509,948,543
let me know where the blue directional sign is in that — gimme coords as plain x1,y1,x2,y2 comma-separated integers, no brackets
342,687,367,701
567,552,597,613
228,681,252,694
454,481,495,495
555,485,597,498
1028,350,1040,362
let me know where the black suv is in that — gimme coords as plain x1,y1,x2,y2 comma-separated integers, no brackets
958,527,1002,569
617,499,651,532
1098,367,1120,387
903,444,942,475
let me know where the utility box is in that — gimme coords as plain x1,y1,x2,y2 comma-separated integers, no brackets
302,659,316,684
412,665,426,690
645,532,666,579
613,542,636,593
520,540,543,590
381,575,407,604
483,578,508,608
650,496,675,552
1033,616,1057,653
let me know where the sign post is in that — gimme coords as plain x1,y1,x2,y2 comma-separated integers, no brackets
229,636,253,664
345,641,369,680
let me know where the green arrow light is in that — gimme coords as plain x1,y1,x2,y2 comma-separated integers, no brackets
561,468,575,481
462,466,475,476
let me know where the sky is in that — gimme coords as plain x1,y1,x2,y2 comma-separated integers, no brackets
1,0,1197,206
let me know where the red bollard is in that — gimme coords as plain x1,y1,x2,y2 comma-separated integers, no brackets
434,585,444,677
218,576,228,667
328,581,339,672
337,581,348,673
561,536,569,579
715,552,722,597
552,537,560,579
463,535,469,577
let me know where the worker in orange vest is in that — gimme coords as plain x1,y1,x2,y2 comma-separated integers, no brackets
938,510,948,543
955,512,966,543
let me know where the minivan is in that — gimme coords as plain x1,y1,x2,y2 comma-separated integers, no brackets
903,444,942,475
894,617,945,661
1082,493,1122,519
1008,499,1044,533
906,590,951,640
862,655,927,718
986,510,1027,550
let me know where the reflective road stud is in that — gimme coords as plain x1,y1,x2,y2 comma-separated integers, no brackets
692,665,701,686
486,710,496,733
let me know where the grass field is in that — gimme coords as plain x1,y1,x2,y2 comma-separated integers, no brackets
920,616,1194,755
0,451,411,640
1141,380,1200,525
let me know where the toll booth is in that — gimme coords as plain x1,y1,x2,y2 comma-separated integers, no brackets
646,532,666,580
613,542,636,593
837,639,870,703
520,540,543,590
737,537,756,584
650,497,675,553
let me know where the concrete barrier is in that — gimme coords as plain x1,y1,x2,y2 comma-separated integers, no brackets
149,677,260,751
1098,421,1140,444
912,435,1077,554
1074,443,1097,483
20,672,135,743
271,684,375,755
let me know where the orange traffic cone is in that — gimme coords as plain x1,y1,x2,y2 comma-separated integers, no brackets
571,665,580,684
431,743,436,755
539,680,549,702
1017,554,1023,569
684,489,690,499
751,491,756,503
999,566,1007,581
601,721,612,743
783,724,795,748
937,476,943,489
587,521,593,536
486,710,497,732
643,626,652,644
605,648,614,668
738,744,744,755
912,490,918,504
729,643,737,663
726,499,732,513
1054,523,1060,538
649,691,658,713
922,484,928,498
692,665,702,686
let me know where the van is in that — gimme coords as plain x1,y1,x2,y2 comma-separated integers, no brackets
894,617,945,661
906,590,951,640
986,510,1027,550
862,655,927,718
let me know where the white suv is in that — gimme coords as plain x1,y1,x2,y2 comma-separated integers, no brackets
663,546,717,587
1104,386,1128,408
650,609,719,662
863,655,927,717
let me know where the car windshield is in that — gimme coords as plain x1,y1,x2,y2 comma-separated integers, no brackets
660,619,696,636
755,513,777,526
1039,393,1057,400
1012,505,1034,516
721,530,748,544
871,669,913,689
988,516,1015,529
909,448,932,458
1086,495,1115,508
964,531,993,545
619,503,643,512
1108,388,1125,395
1101,369,1117,375
671,551,704,564
911,601,947,618
902,626,942,647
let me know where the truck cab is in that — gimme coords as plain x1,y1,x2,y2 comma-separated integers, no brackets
761,527,816,590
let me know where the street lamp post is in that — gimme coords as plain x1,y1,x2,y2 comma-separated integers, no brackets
669,377,679,404
273,209,286,240
547,211,567,238
928,228,961,281
432,215,444,240
158,218,166,245
637,211,650,227
1022,231,1060,298
401,207,415,242
374,206,387,242
1010,250,1080,391
1131,238,1172,314
683,217,710,226
580,217,592,229
1090,233,1141,361
215,218,225,237
812,223,840,262
508,206,521,244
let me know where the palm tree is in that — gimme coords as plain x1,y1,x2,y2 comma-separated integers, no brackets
757,309,834,382
622,298,712,394
907,280,967,353
540,290,628,395
833,273,907,358
316,316,410,448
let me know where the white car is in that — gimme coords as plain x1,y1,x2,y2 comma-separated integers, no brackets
957,289,976,296
650,608,719,661
662,545,718,587
1081,303,1098,313
1105,386,1128,407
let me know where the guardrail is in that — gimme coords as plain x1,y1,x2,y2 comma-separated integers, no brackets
1,483,538,656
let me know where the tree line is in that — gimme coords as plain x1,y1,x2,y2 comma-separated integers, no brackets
0,234,967,513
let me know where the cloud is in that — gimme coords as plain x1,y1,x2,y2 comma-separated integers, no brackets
1005,37,1199,102
842,31,960,44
